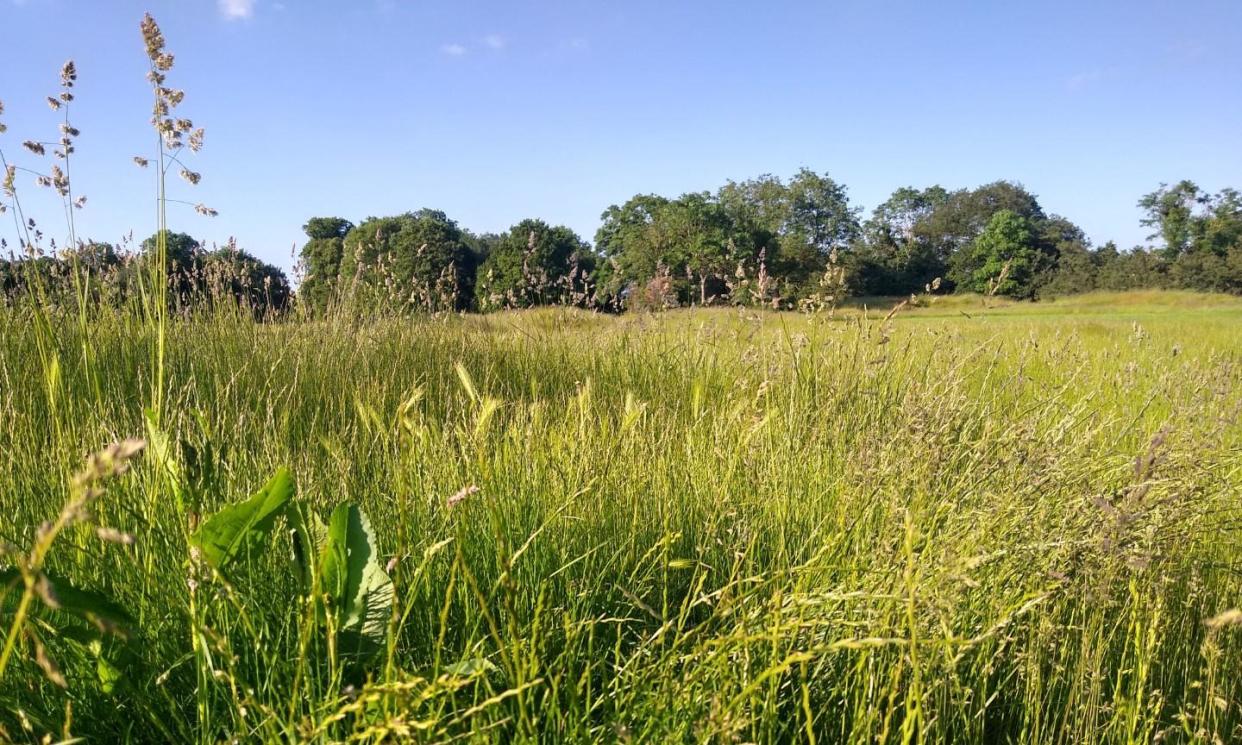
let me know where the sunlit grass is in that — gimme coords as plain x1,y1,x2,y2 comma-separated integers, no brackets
1,292,1240,742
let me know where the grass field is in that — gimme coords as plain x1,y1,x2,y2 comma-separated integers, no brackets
2,292,1241,743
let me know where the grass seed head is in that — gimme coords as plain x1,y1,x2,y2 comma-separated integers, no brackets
446,485,479,509
140,14,167,64
95,527,136,546
1205,609,1242,630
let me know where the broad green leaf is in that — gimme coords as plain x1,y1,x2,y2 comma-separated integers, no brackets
144,408,187,512
190,467,295,573
95,651,124,694
59,626,133,694
181,424,227,499
322,504,394,658
36,571,134,638
288,502,328,593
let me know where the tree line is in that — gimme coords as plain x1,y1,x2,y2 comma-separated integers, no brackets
299,174,1242,314
1,232,292,315
5,174,1240,316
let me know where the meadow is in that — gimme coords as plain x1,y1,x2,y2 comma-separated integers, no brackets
1,292,1240,743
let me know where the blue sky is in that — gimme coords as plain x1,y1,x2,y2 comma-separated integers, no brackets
2,0,1240,272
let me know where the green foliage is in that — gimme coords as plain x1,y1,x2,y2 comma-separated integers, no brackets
1039,239,1100,296
598,170,859,306
475,218,593,310
140,230,201,276
1095,244,1167,291
595,194,674,287
297,217,353,312
32,572,135,638
1135,182,1242,293
781,168,861,274
328,210,477,313
302,217,354,241
963,209,1038,296
852,185,951,294
200,244,292,314
288,502,328,592
0,569,135,639
321,504,394,658
189,467,295,574
1139,180,1204,258
190,467,394,663
134,231,291,314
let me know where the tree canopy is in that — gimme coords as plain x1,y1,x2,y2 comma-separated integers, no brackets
299,210,477,313
475,219,593,310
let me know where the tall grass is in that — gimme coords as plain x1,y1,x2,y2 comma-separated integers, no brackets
1,300,1240,742
2,13,1242,744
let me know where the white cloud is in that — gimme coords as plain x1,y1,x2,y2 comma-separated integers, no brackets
1168,39,1207,61
441,43,468,57
219,0,255,20
568,37,589,51
482,34,505,50
1066,68,1104,91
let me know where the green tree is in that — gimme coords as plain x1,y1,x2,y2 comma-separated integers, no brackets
1040,240,1098,296
596,194,675,288
1139,181,1205,259
1096,245,1167,291
717,169,858,292
462,230,501,267
141,231,201,273
666,192,758,304
1203,188,1242,255
0,258,16,298
141,231,203,307
784,169,860,260
201,244,292,315
716,175,786,245
297,217,353,312
1030,215,1091,294
597,171,856,305
336,210,476,312
854,185,951,294
1136,181,1242,293
965,210,1039,297
68,241,122,273
475,219,593,310
597,192,769,306
137,232,289,313
929,182,1046,289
